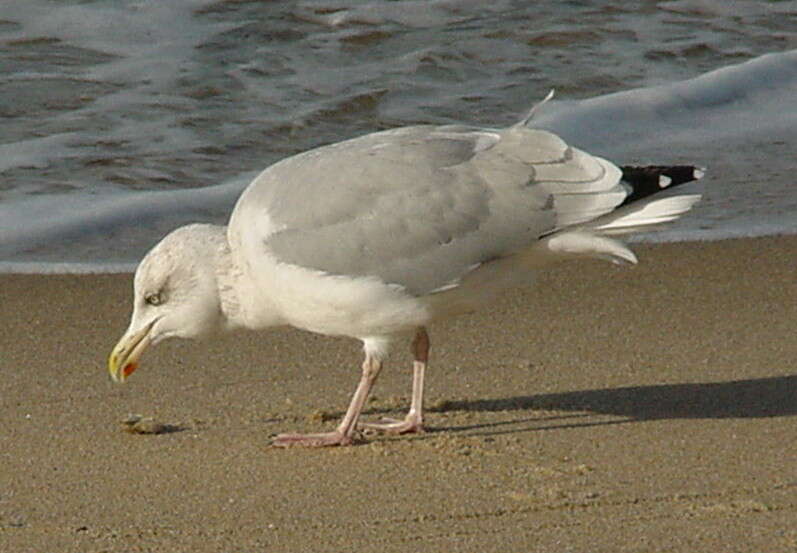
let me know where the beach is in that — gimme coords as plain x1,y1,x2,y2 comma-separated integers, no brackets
1,236,795,552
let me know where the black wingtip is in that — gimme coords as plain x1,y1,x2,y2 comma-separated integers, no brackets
619,165,705,205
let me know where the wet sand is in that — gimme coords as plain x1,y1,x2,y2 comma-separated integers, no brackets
1,237,796,552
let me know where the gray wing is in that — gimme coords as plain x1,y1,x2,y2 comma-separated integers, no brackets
234,124,624,295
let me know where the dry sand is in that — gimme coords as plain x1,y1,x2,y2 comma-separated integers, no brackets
1,237,796,552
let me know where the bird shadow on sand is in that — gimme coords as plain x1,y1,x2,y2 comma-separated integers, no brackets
426,373,797,437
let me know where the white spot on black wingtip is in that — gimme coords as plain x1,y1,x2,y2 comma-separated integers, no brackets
694,167,706,180
659,175,672,188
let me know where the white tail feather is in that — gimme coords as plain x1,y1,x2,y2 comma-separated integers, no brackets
542,193,701,265
589,194,702,234
543,231,637,265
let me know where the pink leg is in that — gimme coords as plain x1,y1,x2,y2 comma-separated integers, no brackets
272,352,383,447
360,328,428,435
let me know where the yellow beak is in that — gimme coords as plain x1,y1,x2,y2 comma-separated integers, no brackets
108,319,156,383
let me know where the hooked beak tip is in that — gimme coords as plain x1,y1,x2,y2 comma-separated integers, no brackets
108,352,133,383
109,320,155,383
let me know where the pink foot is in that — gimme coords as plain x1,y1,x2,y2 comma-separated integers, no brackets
271,430,355,448
359,413,424,435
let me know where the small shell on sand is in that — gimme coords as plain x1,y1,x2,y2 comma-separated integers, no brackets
121,414,173,435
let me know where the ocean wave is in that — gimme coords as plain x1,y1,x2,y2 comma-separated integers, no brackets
0,0,795,273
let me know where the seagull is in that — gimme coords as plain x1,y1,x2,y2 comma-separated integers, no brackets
108,95,703,447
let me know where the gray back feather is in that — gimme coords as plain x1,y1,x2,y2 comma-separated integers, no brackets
234,125,624,295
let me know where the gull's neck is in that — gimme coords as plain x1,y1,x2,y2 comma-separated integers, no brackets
210,225,283,331
214,243,245,331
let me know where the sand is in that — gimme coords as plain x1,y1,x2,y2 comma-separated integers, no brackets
1,236,796,552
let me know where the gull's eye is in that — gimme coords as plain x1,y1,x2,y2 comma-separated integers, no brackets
144,292,164,306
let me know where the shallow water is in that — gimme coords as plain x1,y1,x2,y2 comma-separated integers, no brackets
0,0,796,271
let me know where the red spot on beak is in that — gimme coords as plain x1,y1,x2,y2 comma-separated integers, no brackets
123,363,137,378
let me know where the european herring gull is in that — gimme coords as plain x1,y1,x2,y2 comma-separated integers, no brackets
108,97,703,447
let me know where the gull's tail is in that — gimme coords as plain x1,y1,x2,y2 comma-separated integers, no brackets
588,165,704,235
542,165,704,265
619,165,705,204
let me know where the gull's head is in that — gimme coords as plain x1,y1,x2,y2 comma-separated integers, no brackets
108,224,229,383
